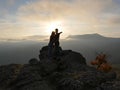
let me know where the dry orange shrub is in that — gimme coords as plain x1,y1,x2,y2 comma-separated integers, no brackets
91,54,112,72
98,63,112,72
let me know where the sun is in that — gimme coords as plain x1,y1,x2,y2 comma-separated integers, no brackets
45,21,63,35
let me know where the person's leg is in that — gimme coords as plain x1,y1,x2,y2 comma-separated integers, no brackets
55,41,60,56
48,43,53,59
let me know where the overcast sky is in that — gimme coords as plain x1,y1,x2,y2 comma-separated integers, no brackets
0,0,120,40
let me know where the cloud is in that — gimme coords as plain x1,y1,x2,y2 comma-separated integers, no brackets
108,15,120,25
15,0,117,37
0,0,120,39
17,0,113,23
7,0,15,6
25,35,49,41
0,35,49,42
17,0,72,22
16,0,120,32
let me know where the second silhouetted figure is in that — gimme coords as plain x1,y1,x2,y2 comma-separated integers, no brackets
48,28,62,59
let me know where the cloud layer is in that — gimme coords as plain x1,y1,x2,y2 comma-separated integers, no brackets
0,0,120,40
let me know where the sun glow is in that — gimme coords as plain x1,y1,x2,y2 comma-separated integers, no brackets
45,21,63,35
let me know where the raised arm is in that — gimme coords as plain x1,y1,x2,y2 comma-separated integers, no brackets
59,32,62,34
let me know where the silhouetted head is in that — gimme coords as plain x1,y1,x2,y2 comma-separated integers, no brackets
51,31,55,36
55,28,58,34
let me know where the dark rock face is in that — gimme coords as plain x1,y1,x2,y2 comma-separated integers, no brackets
29,58,39,65
0,46,120,90
9,64,52,90
39,46,87,73
101,79,120,90
0,64,23,89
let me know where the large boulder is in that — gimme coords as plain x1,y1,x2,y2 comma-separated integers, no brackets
39,46,86,72
39,46,62,60
29,58,39,65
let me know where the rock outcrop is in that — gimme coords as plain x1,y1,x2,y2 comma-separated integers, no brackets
0,46,119,90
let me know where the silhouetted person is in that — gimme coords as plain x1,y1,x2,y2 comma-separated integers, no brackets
48,31,55,59
54,28,62,56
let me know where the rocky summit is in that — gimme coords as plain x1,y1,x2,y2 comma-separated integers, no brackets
0,46,120,90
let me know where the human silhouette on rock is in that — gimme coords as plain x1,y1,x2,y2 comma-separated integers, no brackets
48,28,62,59
48,31,55,59
54,28,62,56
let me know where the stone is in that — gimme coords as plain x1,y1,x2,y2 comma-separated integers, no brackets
29,58,39,65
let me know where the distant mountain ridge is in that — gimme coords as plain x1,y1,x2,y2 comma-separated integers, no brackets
67,33,120,40
0,33,119,42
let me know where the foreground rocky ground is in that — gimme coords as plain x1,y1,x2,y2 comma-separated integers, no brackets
0,46,120,90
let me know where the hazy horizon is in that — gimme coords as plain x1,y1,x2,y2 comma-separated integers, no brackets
0,33,119,65
0,33,119,42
